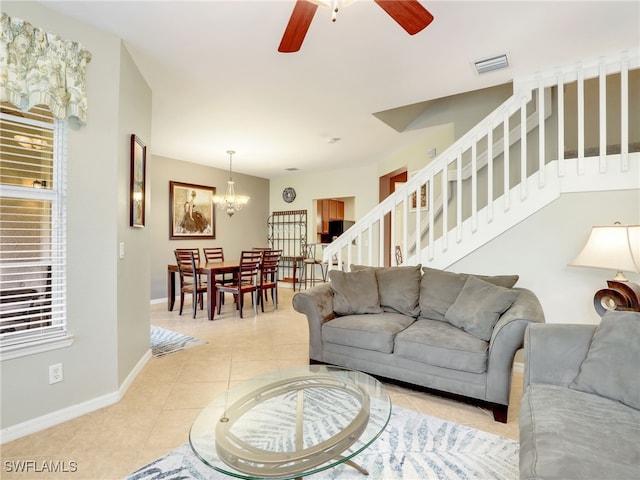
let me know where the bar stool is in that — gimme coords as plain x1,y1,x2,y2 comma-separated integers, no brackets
302,243,328,289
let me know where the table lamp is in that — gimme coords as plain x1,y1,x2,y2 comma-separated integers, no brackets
570,223,640,316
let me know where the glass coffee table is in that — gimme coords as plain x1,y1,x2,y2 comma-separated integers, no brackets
189,365,391,479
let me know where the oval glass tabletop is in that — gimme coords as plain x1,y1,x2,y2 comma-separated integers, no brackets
189,365,391,479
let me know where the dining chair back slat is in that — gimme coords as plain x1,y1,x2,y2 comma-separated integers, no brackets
203,247,224,263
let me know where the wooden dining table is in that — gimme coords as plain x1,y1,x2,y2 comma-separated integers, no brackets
167,261,240,320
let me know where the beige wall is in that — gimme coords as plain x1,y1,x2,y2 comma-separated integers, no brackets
378,123,455,176
116,44,152,385
408,83,513,140
149,156,270,301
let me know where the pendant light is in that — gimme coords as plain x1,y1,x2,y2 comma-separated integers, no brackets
212,150,250,217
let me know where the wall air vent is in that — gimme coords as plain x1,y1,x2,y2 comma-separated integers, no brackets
474,54,509,74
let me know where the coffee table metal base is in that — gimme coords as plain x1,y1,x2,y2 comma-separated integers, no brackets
215,374,370,478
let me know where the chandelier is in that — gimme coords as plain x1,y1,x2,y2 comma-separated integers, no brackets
212,150,250,217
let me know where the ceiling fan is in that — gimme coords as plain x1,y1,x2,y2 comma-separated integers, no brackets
278,0,434,53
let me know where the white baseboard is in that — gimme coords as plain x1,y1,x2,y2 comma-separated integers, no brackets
0,349,152,444
119,348,152,398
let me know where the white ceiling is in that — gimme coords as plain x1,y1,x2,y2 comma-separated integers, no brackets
36,0,639,179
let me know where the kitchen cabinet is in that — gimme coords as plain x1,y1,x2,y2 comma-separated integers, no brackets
317,199,344,236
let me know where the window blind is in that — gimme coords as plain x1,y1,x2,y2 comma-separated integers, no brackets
0,103,67,348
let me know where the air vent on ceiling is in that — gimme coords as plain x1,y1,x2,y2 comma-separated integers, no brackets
285,167,300,172
474,54,509,74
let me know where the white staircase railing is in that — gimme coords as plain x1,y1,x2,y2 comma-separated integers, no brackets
323,50,639,271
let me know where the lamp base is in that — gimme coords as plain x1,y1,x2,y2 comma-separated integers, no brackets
593,280,640,316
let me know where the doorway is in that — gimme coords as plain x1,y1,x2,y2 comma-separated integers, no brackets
379,169,407,266
313,197,355,244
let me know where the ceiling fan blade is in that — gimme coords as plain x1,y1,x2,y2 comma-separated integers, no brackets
374,0,434,35
278,0,319,53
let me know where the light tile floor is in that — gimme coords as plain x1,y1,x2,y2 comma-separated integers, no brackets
1,287,523,479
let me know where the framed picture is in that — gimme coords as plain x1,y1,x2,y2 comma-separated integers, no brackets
411,184,428,211
130,134,146,227
169,181,216,239
409,172,428,211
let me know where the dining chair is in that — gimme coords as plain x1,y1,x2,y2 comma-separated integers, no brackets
257,249,282,312
216,250,263,318
203,247,233,304
175,247,202,283
174,249,207,319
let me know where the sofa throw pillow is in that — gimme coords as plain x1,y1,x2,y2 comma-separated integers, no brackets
419,267,519,321
419,268,467,321
444,275,518,341
351,264,422,317
569,311,640,410
329,269,383,315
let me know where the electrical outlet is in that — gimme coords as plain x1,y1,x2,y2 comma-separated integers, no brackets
49,363,63,384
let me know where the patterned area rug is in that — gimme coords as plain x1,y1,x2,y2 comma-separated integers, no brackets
124,405,519,479
150,326,207,357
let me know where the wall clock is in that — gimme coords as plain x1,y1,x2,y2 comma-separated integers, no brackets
282,187,296,203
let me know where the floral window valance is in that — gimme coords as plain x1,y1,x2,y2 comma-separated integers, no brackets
0,13,92,125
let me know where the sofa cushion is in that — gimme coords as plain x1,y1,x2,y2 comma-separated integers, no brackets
520,383,640,480
351,264,422,317
444,275,518,341
322,313,415,354
394,319,489,373
328,269,383,315
569,311,640,410
419,267,519,321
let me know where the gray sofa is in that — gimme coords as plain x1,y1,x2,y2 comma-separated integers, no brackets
292,265,545,422
520,311,640,479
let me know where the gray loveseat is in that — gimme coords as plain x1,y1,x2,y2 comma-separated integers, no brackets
520,311,640,479
292,265,545,422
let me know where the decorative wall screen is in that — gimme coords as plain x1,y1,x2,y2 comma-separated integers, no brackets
268,210,307,288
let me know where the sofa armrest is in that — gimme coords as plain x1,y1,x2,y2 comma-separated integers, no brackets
485,288,545,405
292,283,335,362
523,322,596,389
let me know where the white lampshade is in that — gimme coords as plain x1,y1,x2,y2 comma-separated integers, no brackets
570,224,640,280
